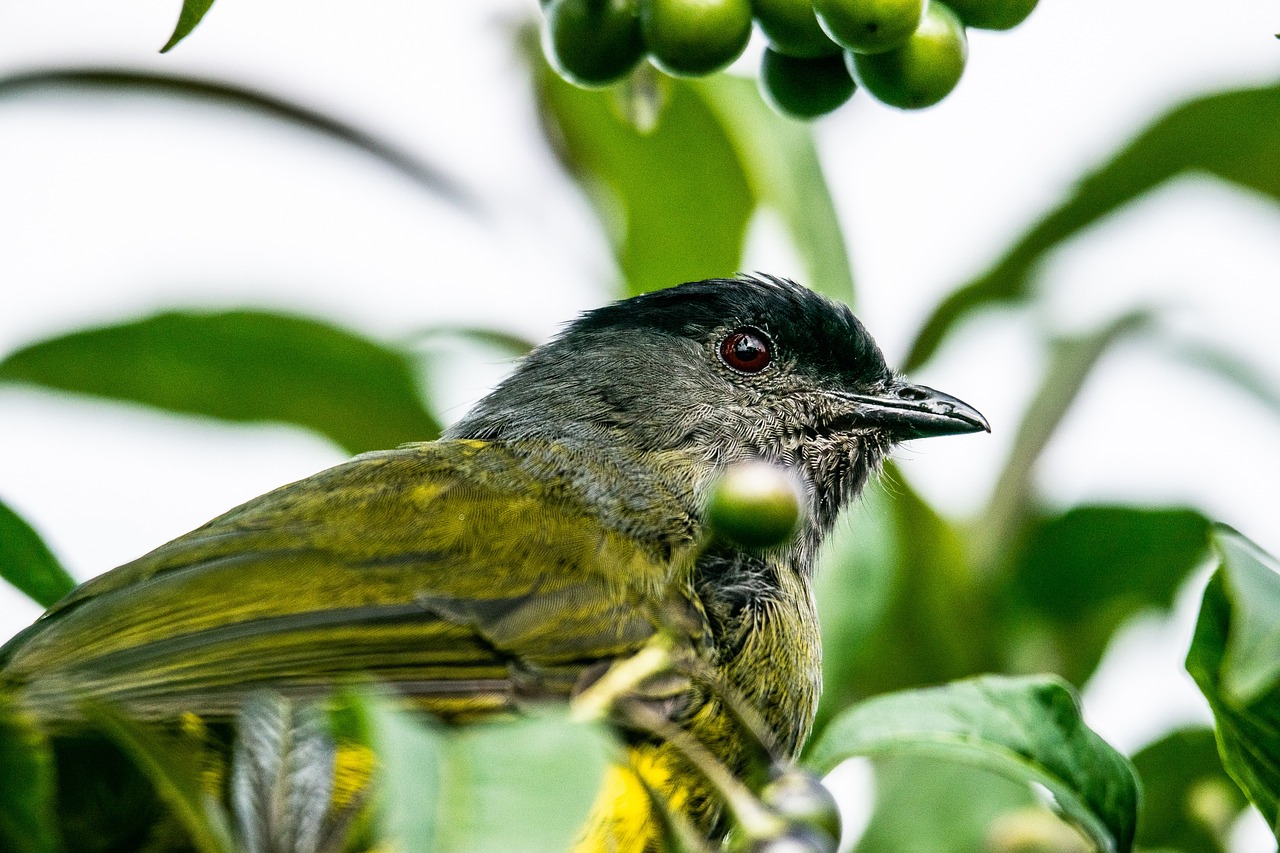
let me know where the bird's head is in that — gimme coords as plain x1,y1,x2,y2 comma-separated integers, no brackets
448,275,988,537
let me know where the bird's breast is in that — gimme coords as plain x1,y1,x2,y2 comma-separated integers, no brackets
693,550,822,760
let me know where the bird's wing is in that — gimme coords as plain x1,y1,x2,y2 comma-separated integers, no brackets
1,439,703,723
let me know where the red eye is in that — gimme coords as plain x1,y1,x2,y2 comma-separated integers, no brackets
719,328,772,373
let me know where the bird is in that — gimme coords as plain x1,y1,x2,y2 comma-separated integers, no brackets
0,274,988,853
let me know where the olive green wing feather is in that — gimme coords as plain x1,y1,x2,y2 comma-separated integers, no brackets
1,440,700,723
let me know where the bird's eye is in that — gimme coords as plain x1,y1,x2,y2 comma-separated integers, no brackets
719,328,772,374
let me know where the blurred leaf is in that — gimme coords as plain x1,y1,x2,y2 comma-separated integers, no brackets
852,755,1038,853
0,69,477,209
807,674,1140,853
1186,526,1280,828
409,325,537,357
1164,338,1280,418
1210,527,1280,705
0,311,440,454
690,74,854,304
0,497,75,608
813,487,899,731
535,60,852,302
361,696,447,850
1004,505,1210,684
161,0,215,52
82,701,234,853
1131,727,1245,853
810,465,995,720
0,698,60,853
905,84,1280,370
354,694,614,852
975,310,1154,568
536,64,752,297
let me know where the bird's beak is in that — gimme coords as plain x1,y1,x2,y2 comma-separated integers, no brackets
835,382,990,440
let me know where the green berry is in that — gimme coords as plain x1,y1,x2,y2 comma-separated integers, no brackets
545,0,647,87
748,827,837,853
641,0,754,77
813,0,923,54
944,0,1036,30
760,49,855,119
848,1,967,109
751,0,840,57
761,769,842,845
706,462,803,549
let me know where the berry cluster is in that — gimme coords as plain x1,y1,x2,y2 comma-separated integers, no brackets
540,0,1038,118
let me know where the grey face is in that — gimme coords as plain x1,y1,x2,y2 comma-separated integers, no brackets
448,275,987,536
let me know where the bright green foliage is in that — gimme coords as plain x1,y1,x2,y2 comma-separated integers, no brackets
0,498,75,608
847,1,967,109
0,311,441,455
807,675,1140,853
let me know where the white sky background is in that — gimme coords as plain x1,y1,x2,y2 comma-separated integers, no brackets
1,0,1279,845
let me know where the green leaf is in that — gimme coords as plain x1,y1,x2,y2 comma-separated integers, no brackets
0,69,476,208
0,698,61,853
1163,338,1280,421
1004,505,1210,684
161,0,216,52
810,464,996,718
851,755,1039,853
689,75,854,304
813,487,900,732
1211,527,1280,704
0,311,441,455
82,701,235,853
536,65,753,297
905,84,1280,370
1131,727,1245,853
408,325,538,358
975,310,1155,567
0,497,75,608
806,674,1140,853
534,60,853,303
1185,531,1280,830
355,694,615,853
